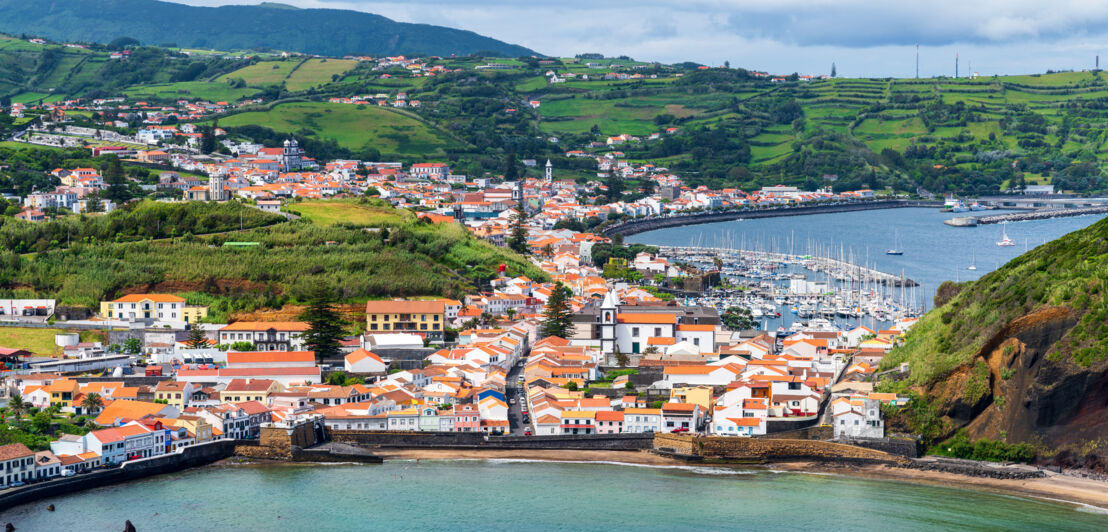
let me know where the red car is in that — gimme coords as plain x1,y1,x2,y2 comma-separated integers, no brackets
524,430,532,436
671,427,689,433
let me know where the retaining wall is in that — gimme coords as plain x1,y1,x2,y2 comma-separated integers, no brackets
330,431,653,450
0,440,237,510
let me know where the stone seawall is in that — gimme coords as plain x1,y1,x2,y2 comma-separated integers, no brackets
0,440,237,510
653,433,903,463
330,431,654,450
603,200,943,236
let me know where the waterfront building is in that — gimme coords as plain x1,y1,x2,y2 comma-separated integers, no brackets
622,408,662,433
0,443,34,488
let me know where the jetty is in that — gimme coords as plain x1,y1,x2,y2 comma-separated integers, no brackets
975,206,1108,224
604,200,943,236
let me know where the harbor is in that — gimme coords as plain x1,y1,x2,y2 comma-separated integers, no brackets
658,245,924,331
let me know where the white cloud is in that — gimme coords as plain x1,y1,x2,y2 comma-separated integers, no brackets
173,1,1108,76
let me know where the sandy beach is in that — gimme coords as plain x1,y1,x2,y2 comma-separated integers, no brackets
372,448,1108,511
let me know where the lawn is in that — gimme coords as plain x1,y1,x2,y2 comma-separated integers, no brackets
285,59,358,92
0,327,105,356
289,199,412,226
123,81,260,102
217,59,300,86
218,102,460,156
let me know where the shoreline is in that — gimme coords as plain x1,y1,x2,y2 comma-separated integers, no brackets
370,448,1108,511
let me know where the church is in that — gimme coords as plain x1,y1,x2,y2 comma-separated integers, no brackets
280,138,304,171
584,292,720,357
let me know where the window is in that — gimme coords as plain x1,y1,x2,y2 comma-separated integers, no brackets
654,327,661,337
632,327,639,336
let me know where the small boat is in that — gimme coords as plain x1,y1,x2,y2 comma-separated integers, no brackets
885,229,904,255
996,223,1015,247
968,251,978,271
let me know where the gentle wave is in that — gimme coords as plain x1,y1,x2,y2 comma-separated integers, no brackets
420,457,760,475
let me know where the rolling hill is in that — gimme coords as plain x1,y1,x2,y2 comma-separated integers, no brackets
0,0,535,58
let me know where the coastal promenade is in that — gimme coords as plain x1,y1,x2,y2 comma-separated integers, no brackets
603,200,943,237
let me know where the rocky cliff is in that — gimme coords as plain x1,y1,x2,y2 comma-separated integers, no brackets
882,217,1108,470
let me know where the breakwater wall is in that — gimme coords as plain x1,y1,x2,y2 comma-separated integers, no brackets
330,431,654,450
653,433,905,463
0,440,237,510
603,200,943,237
975,206,1108,225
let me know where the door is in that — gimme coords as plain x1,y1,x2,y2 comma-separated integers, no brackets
632,342,640,354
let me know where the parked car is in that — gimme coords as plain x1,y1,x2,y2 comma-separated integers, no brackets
524,430,532,436
671,427,689,433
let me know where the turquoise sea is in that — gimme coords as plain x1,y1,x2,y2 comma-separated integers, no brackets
2,460,1106,531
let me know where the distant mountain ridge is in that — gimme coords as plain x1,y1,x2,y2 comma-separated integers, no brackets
0,0,536,58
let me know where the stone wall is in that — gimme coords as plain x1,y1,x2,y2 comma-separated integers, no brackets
837,436,920,458
653,434,903,463
759,425,833,441
0,440,237,510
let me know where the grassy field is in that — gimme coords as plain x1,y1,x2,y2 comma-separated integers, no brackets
289,199,412,226
285,59,358,91
0,327,105,356
539,97,703,135
217,59,299,86
123,81,261,102
218,102,460,156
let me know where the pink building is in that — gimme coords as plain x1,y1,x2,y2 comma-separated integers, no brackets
453,404,480,432
595,410,625,434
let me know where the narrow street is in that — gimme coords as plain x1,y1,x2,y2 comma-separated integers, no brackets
505,356,526,434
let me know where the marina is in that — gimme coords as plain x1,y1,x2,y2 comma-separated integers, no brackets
658,245,924,331
629,207,1108,305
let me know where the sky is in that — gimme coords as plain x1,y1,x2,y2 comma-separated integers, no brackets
176,1,1108,78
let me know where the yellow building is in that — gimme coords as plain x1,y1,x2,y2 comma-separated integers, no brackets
100,294,208,324
153,381,194,410
671,386,714,411
365,300,445,341
46,379,79,408
160,416,215,444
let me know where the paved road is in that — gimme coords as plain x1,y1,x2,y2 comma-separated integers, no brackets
505,358,526,434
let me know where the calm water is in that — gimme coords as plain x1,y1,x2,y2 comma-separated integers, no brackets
629,208,1106,303
2,461,1106,531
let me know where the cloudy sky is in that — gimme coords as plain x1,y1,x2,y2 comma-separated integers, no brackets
177,1,1108,77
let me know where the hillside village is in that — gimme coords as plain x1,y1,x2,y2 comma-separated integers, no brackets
0,34,1074,490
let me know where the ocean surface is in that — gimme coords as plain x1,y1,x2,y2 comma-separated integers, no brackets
628,207,1107,303
2,461,1106,531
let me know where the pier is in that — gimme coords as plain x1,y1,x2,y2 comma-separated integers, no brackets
604,200,943,236
974,206,1108,224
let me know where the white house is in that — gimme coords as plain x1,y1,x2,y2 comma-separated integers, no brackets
345,348,387,373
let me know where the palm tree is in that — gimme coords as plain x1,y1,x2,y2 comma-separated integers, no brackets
8,393,26,418
505,308,517,321
81,393,104,415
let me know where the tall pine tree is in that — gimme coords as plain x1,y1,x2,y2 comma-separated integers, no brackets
185,326,207,349
102,155,130,202
539,282,575,338
298,282,347,364
508,205,528,254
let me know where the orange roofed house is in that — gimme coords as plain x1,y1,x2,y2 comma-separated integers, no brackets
100,294,208,325
219,322,310,351
365,300,446,342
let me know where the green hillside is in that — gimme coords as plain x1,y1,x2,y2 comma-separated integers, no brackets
0,199,544,320
879,217,1108,463
0,0,535,58
217,102,462,157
